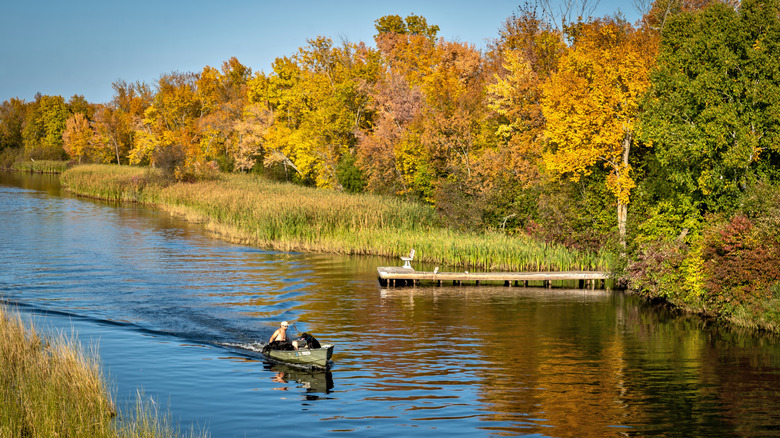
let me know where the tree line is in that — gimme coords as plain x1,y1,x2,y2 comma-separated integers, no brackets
2,0,780,324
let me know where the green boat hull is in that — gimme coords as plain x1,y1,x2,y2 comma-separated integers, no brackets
263,344,334,370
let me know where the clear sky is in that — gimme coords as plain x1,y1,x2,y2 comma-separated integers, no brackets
0,0,643,104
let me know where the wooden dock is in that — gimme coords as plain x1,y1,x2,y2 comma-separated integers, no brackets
377,267,612,289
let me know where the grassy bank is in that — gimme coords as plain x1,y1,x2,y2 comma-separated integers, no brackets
0,305,199,437
61,164,618,272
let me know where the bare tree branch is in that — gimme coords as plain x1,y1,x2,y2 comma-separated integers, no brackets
539,0,601,30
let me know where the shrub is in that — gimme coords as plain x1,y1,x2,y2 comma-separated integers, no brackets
336,153,366,194
627,237,688,302
152,143,186,181
701,215,780,315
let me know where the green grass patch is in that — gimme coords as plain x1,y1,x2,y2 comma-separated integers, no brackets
61,164,618,272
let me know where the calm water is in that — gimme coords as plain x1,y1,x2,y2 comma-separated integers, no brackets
2,171,780,437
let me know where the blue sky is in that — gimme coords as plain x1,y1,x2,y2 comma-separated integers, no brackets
0,0,643,104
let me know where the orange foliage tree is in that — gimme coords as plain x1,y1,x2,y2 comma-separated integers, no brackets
360,15,492,217
540,18,658,247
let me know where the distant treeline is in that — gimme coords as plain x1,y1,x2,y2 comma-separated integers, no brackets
2,0,780,329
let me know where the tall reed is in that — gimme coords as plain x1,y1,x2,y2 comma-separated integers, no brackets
0,306,203,437
0,306,116,437
61,165,618,272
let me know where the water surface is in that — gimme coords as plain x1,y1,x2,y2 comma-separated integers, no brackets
2,171,780,437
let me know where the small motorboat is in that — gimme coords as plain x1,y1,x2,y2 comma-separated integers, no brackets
260,333,334,371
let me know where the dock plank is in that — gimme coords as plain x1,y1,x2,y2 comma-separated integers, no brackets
377,267,611,288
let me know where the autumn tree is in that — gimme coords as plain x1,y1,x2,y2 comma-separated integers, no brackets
62,113,96,163
129,71,203,176
541,18,659,248
197,57,253,171
356,16,442,197
640,0,725,30
250,38,379,187
418,40,493,224
90,80,153,165
360,14,492,218
374,14,440,41
486,5,566,189
232,103,273,172
355,70,423,194
92,104,127,164
476,6,571,233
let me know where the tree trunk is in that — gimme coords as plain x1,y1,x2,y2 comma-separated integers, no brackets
618,200,627,250
618,133,631,250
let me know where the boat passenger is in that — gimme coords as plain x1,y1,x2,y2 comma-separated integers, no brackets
269,321,298,350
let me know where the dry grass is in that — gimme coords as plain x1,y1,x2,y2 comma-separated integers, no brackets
0,306,205,437
0,306,116,437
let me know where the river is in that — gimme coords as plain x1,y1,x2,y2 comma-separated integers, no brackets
2,170,780,437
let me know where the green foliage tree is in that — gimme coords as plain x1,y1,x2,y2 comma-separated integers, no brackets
638,0,780,224
67,94,94,119
0,98,28,151
22,94,70,159
374,14,440,41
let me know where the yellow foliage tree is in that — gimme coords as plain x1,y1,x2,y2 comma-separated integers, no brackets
486,8,566,189
62,113,93,163
540,18,658,247
249,37,379,187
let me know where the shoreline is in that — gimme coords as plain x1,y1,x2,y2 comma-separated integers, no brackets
11,164,779,333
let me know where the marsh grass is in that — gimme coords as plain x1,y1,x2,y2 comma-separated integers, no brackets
11,160,70,174
61,164,618,272
0,306,204,438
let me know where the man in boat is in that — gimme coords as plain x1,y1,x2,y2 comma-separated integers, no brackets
269,321,299,350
